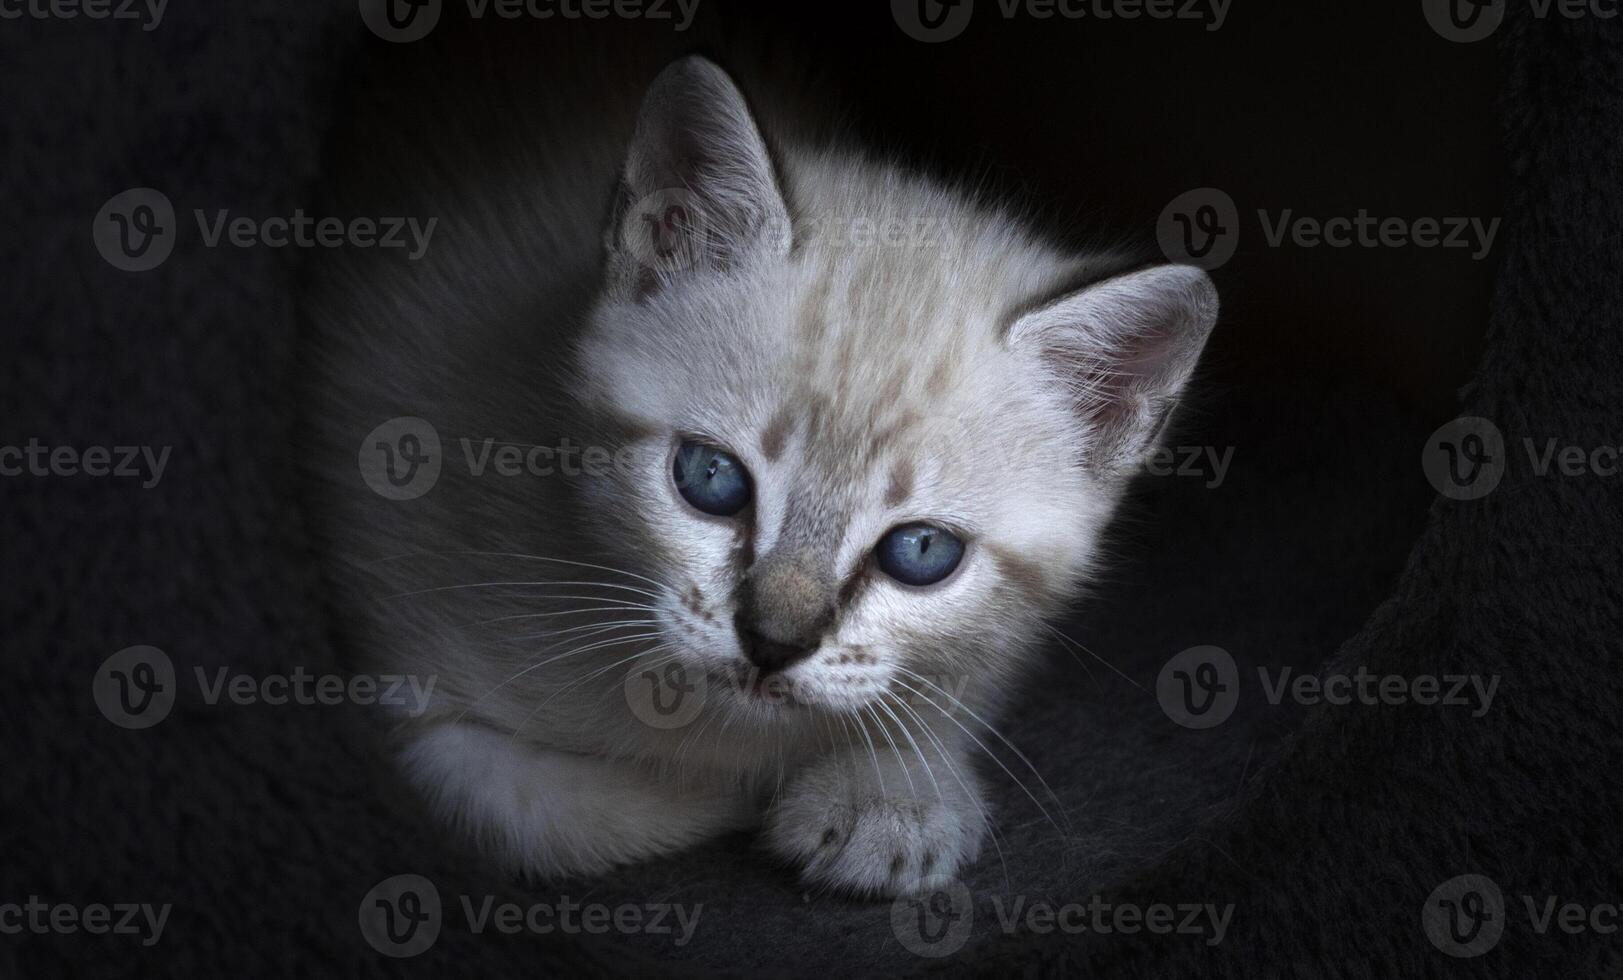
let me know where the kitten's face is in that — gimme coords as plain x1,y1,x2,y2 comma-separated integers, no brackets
570,55,1215,730
579,251,1105,721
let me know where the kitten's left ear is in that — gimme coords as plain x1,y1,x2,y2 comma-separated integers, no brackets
606,56,791,298
1007,264,1218,474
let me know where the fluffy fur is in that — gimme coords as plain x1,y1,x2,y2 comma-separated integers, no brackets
305,53,1216,896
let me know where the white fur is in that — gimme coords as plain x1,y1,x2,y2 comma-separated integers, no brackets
313,55,1218,897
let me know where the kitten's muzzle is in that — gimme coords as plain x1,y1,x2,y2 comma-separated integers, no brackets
735,622,816,674
734,549,835,674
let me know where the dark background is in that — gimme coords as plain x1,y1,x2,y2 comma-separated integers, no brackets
11,0,1595,977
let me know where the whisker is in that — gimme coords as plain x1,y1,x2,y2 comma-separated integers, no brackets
503,618,657,644
866,703,916,800
517,640,673,733
1043,623,1146,694
451,628,661,725
894,666,1070,827
851,707,888,798
454,605,657,630
383,579,661,601
892,673,1065,835
887,693,1011,893
361,550,674,592
876,695,940,803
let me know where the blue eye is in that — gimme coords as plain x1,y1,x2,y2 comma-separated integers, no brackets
672,440,752,516
876,523,965,587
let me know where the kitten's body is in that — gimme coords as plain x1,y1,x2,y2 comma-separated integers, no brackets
304,29,1215,895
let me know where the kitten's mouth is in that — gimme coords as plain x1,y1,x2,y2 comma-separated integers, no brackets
705,665,806,708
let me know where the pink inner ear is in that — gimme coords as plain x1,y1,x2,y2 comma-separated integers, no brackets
645,204,692,261
1013,265,1217,468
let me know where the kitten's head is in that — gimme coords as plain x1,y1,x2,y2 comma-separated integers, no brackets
576,57,1217,722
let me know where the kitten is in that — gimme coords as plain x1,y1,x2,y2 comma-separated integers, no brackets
304,51,1217,897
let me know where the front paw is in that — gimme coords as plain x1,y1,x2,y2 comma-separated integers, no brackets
763,752,984,897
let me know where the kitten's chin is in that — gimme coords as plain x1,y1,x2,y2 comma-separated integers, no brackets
703,665,810,712
693,662,897,718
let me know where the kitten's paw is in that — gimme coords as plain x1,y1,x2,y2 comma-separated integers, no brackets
764,753,984,897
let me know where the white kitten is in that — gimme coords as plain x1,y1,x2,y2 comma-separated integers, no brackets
306,53,1216,897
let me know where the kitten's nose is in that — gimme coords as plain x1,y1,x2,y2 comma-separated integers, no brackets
735,620,816,674
735,548,834,674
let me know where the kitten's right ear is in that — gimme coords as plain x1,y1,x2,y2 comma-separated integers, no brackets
1007,263,1218,475
605,56,791,299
